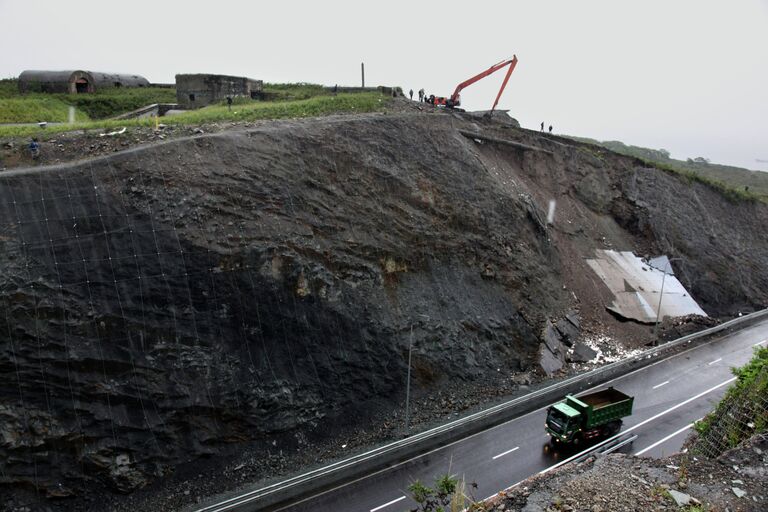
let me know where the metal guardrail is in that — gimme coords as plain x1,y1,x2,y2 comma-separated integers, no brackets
557,434,638,468
192,308,768,512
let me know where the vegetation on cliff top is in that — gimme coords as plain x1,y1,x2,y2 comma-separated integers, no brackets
0,92,389,138
0,78,176,121
570,135,768,203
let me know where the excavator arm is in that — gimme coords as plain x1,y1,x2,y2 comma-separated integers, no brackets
448,55,518,111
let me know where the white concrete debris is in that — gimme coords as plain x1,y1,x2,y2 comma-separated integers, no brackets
586,250,707,323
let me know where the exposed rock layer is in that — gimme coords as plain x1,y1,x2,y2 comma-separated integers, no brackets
0,111,767,501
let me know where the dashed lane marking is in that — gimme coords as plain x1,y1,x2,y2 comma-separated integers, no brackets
492,446,520,460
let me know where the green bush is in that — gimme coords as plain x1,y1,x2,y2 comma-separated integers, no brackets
53,87,177,119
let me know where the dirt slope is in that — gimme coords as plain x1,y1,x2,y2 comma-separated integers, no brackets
1,107,767,509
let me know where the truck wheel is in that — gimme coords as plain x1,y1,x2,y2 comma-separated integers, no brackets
606,421,622,436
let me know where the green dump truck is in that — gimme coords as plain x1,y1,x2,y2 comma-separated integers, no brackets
545,387,634,446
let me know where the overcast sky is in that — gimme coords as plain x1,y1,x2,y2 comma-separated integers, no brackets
1,0,766,171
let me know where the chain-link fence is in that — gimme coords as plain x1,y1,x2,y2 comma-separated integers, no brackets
690,363,768,458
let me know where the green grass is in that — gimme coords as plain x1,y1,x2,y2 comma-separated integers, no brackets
262,82,331,101
0,97,90,123
0,79,176,120
0,92,390,139
171,92,384,123
59,86,177,119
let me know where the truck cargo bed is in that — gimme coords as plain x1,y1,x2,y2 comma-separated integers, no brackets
565,387,634,429
579,387,632,409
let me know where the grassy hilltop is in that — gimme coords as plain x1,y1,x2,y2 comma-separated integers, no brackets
0,79,389,137
570,136,768,202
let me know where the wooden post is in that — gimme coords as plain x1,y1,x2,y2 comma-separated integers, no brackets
361,62,365,88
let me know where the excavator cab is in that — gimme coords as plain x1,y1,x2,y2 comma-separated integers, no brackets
428,95,460,108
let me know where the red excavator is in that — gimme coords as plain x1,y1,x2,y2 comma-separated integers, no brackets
427,56,518,112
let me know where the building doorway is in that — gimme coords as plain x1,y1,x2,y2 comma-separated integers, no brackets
75,78,90,93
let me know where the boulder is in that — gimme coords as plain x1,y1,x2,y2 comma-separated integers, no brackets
556,316,580,346
538,342,565,375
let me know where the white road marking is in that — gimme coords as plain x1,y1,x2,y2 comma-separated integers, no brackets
492,446,519,460
708,358,722,365
370,495,406,512
539,376,737,475
652,380,669,389
635,422,697,456
199,328,763,512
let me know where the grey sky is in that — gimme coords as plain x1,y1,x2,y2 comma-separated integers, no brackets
1,0,766,171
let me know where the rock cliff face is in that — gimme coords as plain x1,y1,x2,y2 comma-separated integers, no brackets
1,111,767,502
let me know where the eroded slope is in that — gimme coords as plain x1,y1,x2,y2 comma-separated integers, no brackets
0,111,766,505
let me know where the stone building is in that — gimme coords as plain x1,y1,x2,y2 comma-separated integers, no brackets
18,70,150,94
175,74,263,108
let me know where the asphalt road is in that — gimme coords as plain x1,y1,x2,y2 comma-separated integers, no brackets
198,318,768,512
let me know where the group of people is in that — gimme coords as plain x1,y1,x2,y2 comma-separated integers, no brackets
405,89,556,133
408,88,430,103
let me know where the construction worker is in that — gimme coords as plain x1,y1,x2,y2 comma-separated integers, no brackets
409,89,414,100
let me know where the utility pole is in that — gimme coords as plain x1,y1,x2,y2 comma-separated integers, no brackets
361,62,365,88
404,325,413,434
653,257,682,337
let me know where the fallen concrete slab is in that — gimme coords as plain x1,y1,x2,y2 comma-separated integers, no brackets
586,250,707,323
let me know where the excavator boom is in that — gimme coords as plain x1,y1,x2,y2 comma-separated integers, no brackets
447,56,518,111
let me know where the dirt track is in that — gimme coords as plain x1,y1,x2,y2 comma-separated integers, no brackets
1,104,767,510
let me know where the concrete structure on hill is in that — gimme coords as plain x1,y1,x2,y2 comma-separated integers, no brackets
175,73,263,108
18,70,150,94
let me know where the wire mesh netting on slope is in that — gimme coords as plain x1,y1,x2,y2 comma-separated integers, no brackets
3,112,768,510
689,353,768,459
0,116,562,501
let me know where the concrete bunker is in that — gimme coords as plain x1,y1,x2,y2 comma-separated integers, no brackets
175,73,264,108
18,70,150,94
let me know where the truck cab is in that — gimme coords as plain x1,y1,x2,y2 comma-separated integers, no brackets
545,402,581,443
545,387,634,446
